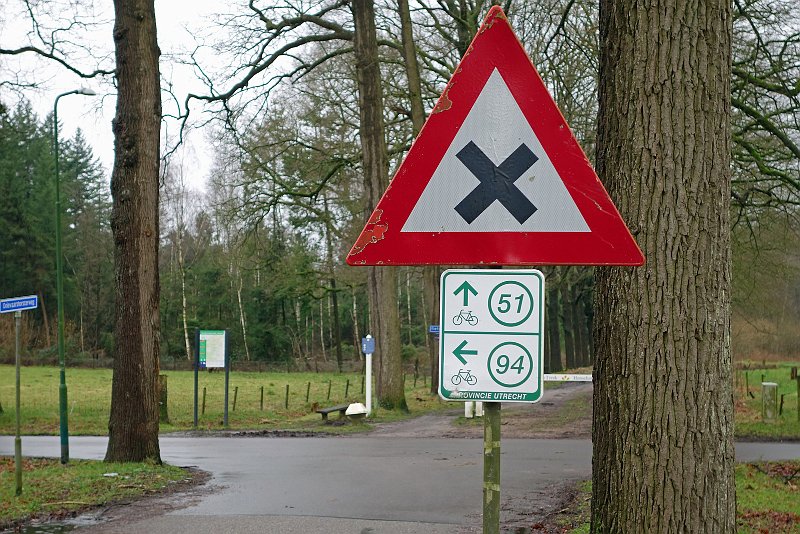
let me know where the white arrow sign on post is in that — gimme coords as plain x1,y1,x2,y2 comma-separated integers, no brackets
439,269,544,403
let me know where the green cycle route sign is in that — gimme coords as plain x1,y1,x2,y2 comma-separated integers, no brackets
439,269,544,403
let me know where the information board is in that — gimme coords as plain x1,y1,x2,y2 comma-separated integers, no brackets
199,330,226,368
439,269,544,403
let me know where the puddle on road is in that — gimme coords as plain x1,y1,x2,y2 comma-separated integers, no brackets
3,513,105,534
12,525,74,534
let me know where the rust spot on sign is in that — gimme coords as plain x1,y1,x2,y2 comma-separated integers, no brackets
349,209,389,255
484,6,507,30
432,90,453,114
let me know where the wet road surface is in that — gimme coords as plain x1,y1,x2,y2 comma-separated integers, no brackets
2,435,798,533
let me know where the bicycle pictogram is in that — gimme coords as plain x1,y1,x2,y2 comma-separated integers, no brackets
451,369,478,386
452,309,478,326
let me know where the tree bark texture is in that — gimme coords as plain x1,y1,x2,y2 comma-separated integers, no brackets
571,284,589,367
561,284,576,369
424,266,440,395
323,195,343,372
592,0,734,531
570,284,582,366
546,285,562,373
352,0,407,411
105,0,162,463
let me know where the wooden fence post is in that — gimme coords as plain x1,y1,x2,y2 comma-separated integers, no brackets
762,382,778,421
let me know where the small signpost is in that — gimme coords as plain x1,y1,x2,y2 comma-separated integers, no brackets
361,335,375,416
193,329,229,428
1,294,38,496
0,295,38,314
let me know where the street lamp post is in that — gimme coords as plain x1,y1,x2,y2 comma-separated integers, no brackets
54,87,95,465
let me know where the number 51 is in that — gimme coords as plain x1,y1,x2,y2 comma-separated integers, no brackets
497,293,524,313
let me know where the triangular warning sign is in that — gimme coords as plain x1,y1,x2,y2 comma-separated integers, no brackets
347,6,644,267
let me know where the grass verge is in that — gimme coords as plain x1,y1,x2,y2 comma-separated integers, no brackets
551,461,800,533
736,461,800,532
0,365,446,435
0,456,193,530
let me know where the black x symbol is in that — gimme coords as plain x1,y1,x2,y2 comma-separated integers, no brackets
454,141,538,224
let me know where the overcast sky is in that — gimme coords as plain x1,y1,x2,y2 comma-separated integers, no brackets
1,0,228,191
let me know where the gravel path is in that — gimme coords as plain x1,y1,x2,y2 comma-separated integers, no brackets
368,381,593,439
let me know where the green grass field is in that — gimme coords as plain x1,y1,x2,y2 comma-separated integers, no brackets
0,365,444,435
2,363,798,437
735,363,800,439
0,456,190,528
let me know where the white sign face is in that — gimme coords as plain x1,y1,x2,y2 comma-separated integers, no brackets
401,69,589,233
439,269,544,403
200,330,226,368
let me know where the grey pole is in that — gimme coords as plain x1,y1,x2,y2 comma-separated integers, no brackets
15,311,23,496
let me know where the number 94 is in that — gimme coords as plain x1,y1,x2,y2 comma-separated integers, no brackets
495,354,525,374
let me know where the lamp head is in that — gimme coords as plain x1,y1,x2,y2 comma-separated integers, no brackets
77,87,96,96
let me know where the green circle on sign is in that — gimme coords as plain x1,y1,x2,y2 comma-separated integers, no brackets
488,281,534,327
487,342,533,388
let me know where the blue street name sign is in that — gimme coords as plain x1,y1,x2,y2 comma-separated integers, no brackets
0,295,38,314
429,325,440,334
361,337,375,355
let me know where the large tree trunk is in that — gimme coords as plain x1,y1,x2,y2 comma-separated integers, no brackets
561,284,575,369
323,195,343,372
546,285,562,373
591,0,734,530
352,0,406,411
571,283,588,367
105,0,162,463
398,0,439,394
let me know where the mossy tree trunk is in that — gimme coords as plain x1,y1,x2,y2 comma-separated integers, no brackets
352,0,407,411
105,0,162,463
591,0,735,530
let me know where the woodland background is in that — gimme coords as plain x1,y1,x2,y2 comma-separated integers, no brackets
0,0,798,373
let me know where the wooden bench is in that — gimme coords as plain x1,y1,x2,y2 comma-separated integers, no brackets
316,403,350,422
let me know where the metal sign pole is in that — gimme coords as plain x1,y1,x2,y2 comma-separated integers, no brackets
224,330,230,428
15,311,23,496
2,296,38,494
483,401,501,533
193,329,199,428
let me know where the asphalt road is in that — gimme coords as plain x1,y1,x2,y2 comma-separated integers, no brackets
2,435,799,533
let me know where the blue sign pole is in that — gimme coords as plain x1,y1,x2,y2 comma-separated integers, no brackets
2,295,38,495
